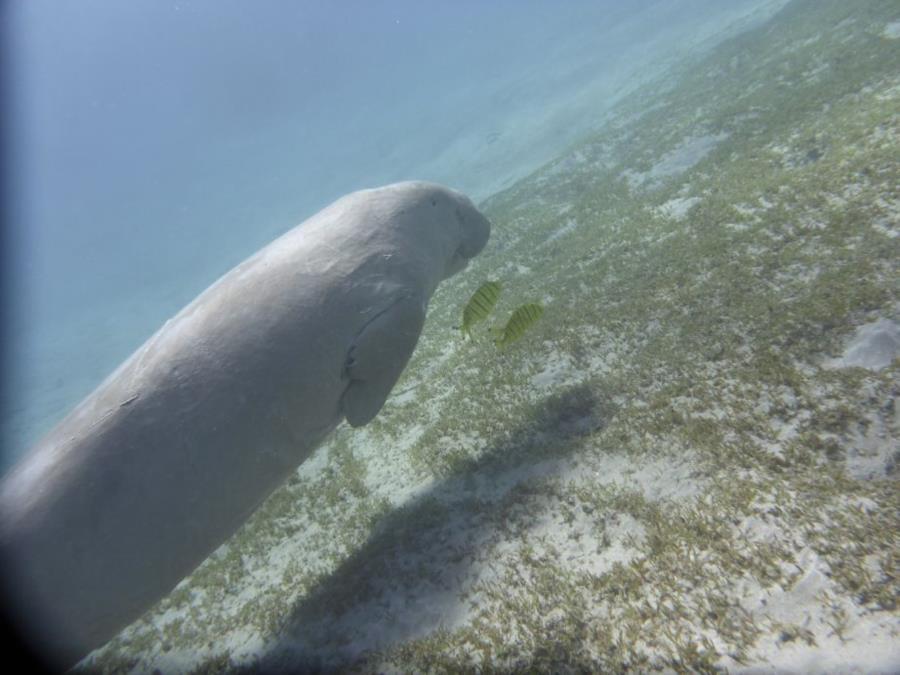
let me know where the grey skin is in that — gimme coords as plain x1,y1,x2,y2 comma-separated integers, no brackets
0,181,490,668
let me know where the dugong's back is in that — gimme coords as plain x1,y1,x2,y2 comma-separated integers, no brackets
0,204,351,666
0,182,491,668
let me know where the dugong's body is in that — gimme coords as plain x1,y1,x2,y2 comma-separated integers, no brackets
0,181,490,667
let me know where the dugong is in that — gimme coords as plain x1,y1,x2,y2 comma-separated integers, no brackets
0,181,490,668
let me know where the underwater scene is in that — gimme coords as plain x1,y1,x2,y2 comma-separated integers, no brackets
1,0,898,672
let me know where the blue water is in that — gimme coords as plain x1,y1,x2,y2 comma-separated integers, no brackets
2,0,773,470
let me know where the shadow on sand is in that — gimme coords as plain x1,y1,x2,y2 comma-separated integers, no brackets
235,381,615,673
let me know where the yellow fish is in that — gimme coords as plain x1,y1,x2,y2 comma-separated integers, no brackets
460,280,502,339
495,302,543,347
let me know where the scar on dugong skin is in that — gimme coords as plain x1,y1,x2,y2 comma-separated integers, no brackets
0,181,491,668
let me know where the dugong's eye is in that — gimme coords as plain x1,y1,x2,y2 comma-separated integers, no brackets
430,198,437,207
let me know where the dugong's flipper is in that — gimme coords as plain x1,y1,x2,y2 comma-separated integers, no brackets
342,293,426,427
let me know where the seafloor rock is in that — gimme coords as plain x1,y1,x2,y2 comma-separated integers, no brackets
823,318,899,480
825,318,900,371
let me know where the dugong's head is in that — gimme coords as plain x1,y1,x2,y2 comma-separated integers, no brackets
374,181,491,283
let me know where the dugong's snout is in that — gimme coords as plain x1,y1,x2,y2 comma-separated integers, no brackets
444,194,491,279
455,200,491,259
377,181,490,280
